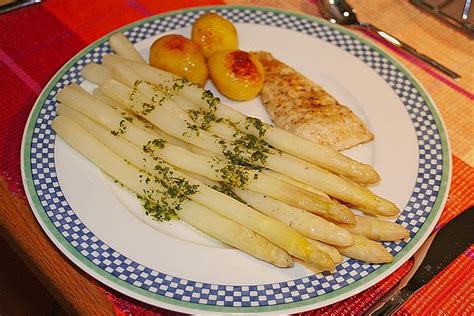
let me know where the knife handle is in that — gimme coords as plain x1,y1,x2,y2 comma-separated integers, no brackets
370,287,413,315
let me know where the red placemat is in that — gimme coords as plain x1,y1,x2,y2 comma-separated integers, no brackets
1,0,472,314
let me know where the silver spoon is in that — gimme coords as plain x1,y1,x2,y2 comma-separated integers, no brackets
319,0,461,80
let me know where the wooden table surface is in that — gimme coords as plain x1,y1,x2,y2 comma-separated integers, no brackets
0,0,472,314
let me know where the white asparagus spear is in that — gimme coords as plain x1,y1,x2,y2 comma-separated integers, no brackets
178,170,353,247
178,205,294,268
91,88,192,150
187,142,214,157
92,88,117,106
80,63,113,85
108,33,146,64
261,171,408,241
179,170,345,266
53,116,293,267
98,78,397,217
263,154,398,217
178,82,381,185
340,216,410,241
102,69,393,217
57,86,355,223
306,239,343,264
172,109,391,217
101,54,379,184
68,83,89,94
262,169,331,199
174,169,392,265
336,234,393,264
54,113,334,270
58,100,352,224
233,188,354,247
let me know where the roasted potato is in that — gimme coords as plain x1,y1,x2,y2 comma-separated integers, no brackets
149,34,208,86
208,50,264,101
191,13,238,58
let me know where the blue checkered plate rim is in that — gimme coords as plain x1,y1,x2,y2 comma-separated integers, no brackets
21,6,451,314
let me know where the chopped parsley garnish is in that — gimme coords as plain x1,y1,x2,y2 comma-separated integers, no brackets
140,102,155,115
211,182,247,204
201,90,220,108
187,108,216,131
129,80,175,116
143,138,166,154
120,112,134,123
110,119,127,136
136,160,199,222
184,90,220,131
244,117,270,137
208,155,260,193
217,160,250,188
171,78,189,92
137,137,201,222
219,133,274,166
182,122,200,137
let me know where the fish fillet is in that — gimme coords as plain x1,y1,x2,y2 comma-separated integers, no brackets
253,51,373,151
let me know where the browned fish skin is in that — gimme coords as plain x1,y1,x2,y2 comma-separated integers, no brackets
253,51,374,151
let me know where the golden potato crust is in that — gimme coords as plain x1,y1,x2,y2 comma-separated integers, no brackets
225,51,262,84
208,50,264,101
192,12,238,58
149,34,208,86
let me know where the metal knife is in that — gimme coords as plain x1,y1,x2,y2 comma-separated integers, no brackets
366,207,474,315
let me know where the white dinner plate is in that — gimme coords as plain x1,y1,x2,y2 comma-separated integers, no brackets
21,6,451,314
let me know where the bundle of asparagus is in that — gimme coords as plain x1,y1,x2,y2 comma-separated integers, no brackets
52,33,409,272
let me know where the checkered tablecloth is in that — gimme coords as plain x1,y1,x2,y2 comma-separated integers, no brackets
1,0,472,314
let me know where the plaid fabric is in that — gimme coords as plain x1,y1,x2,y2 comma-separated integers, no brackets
0,0,472,314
